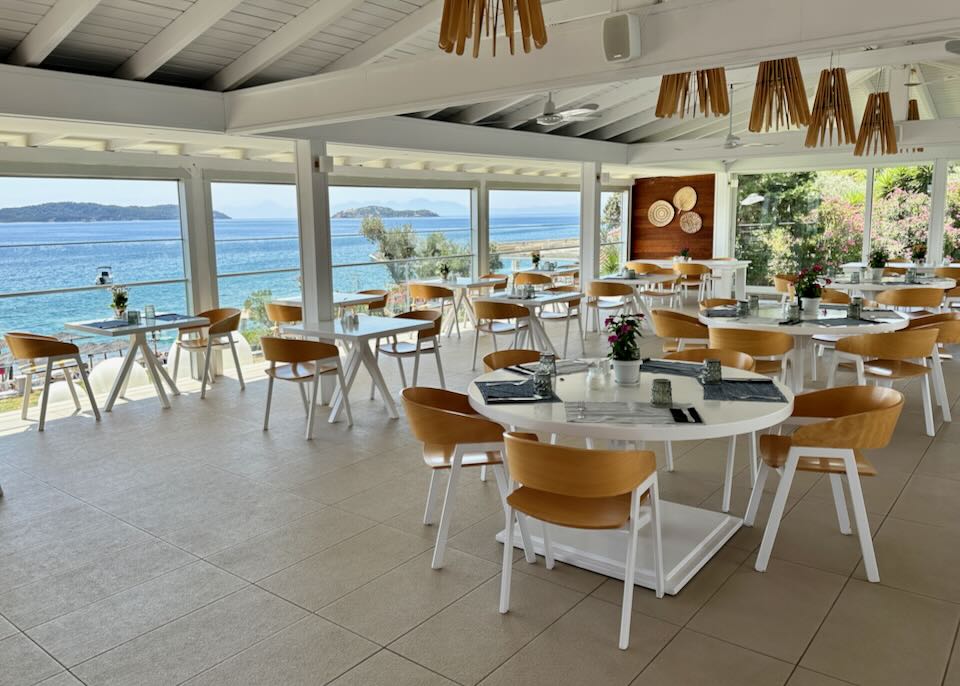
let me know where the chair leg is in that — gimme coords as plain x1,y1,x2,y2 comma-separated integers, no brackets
370,337,381,400
263,377,275,430
826,349,839,387
412,345,421,387
722,435,736,513
619,491,641,650
335,366,354,427
480,465,487,482
920,371,935,437
829,473,851,535
423,470,440,525
37,364,54,432
21,372,32,420
431,451,462,569
306,373,321,440
755,451,799,572
650,478,665,599
229,335,245,390
63,367,81,410
471,327,481,371
562,314,570,359
499,505,515,614
297,383,309,415
172,340,182,380
200,341,213,399
395,352,407,388
844,457,879,582
664,441,674,471
930,351,952,423
748,432,758,486
451,298,461,339
542,522,555,570
76,356,101,421
433,344,446,389
744,463,770,527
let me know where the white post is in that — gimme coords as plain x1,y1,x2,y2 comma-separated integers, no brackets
178,163,217,314
713,172,737,258
472,179,489,276
928,158,949,265
862,166,874,261
580,162,602,285
294,139,334,326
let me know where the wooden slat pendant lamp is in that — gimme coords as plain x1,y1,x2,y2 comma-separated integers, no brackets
655,68,730,118
748,57,810,132
439,0,547,57
804,67,856,147
854,91,897,156
907,99,921,121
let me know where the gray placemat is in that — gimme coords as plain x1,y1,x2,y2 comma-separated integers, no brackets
812,317,878,327
88,319,130,330
702,308,740,318
640,359,703,378
154,313,191,322
475,379,560,404
701,379,788,403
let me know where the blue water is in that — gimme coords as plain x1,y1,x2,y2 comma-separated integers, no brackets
0,214,580,338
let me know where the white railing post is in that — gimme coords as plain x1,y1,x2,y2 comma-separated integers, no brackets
713,172,737,258
472,179,488,277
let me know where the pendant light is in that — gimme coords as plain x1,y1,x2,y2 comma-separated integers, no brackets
655,68,730,119
748,57,810,132
439,0,547,57
804,58,856,148
854,71,897,156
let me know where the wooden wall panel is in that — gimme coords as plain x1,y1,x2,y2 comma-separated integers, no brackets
630,174,715,259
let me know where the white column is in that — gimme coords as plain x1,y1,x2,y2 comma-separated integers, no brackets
471,179,489,276
579,162,602,285
178,163,217,314
294,139,334,326
712,172,737,258
928,158,949,265
862,167,874,261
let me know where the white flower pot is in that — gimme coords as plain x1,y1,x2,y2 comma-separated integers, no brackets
611,359,640,386
801,297,821,319
869,267,885,281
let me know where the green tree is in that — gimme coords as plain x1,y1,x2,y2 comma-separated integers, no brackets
360,216,417,284
874,165,933,198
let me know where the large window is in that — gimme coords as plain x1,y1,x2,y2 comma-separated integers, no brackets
946,162,960,262
736,170,867,286
869,164,933,263
600,190,629,276
488,189,580,274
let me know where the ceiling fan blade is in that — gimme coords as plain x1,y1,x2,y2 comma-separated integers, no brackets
563,113,602,121
477,119,530,126
556,104,600,117
740,142,779,148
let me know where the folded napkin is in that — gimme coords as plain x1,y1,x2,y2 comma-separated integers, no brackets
701,378,788,403
88,319,130,330
702,308,740,318
154,313,191,322
475,379,559,404
810,317,877,327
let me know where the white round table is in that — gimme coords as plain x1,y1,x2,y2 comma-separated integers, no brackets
468,364,793,595
699,305,909,393
829,276,955,293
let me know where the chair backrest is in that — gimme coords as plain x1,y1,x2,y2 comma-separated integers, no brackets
4,332,77,359
650,309,708,340
699,298,737,310
473,300,529,321
883,266,908,276
790,386,904,450
198,307,242,335
545,285,582,309
483,349,541,372
835,327,939,360
934,266,960,296
514,272,553,286
394,309,442,339
673,263,711,277
773,274,797,295
480,274,508,291
358,289,389,312
402,387,504,445
503,432,656,498
906,311,960,344
624,261,660,274
264,302,303,325
664,347,756,371
260,335,339,364
874,288,944,309
410,284,453,301
587,281,632,298
821,288,851,304
709,327,794,356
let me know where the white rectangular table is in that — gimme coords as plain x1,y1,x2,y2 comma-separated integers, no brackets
274,292,382,309
635,259,750,300
65,314,208,410
283,314,433,422
474,290,582,356
520,265,579,278
599,273,681,329
406,276,506,335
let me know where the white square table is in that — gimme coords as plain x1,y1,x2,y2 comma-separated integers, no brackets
599,273,682,329
634,259,750,299
65,314,208,411
474,290,583,356
406,276,507,335
274,292,383,309
283,314,433,422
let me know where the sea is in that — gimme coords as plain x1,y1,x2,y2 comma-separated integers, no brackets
0,214,581,340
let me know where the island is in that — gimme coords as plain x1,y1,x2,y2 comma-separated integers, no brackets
0,202,230,222
333,205,439,219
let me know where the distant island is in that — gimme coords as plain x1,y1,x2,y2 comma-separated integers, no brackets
0,202,230,223
333,205,439,219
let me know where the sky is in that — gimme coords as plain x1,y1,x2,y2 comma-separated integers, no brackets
0,178,582,218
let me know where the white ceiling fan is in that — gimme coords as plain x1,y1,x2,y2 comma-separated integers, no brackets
674,85,779,152
479,92,602,127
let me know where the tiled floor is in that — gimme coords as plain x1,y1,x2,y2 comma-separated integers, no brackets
2,308,960,685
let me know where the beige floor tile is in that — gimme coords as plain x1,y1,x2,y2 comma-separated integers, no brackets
513,556,608,594
891,472,960,528
71,587,306,686
0,614,16,640
447,511,524,565
384,475,504,542
652,470,722,508
0,633,62,686
804,468,910,517
206,507,376,581
390,572,583,686
328,650,458,686
35,673,85,686
0,482,82,528
183,615,377,686
0,539,194,630
632,629,793,685
785,668,856,685
290,457,411,504
916,439,960,481
27,561,245,667
801,579,960,686
688,558,845,663
320,547,498,645
945,631,960,686
699,486,802,553
259,525,432,610
480,596,677,686
335,471,436,522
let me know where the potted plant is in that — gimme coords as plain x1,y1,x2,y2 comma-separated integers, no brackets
438,262,451,280
110,285,129,320
530,250,541,268
795,265,830,319
606,313,643,385
680,246,691,261
868,246,889,281
911,243,927,265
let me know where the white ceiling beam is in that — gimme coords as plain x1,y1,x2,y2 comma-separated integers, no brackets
114,0,243,80
7,0,100,67
207,0,366,91
225,0,960,134
27,133,64,147
552,85,661,137
106,138,149,151
322,0,441,72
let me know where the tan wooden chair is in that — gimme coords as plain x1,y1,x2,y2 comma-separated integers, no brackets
482,349,542,372
882,266,908,276
624,261,660,274
905,312,960,424
264,302,302,335
663,347,758,507
4,332,100,431
540,285,583,358
514,271,554,288
650,309,708,354
699,298,738,310
638,269,682,310
470,274,508,297
375,310,445,389
875,287,944,316
174,307,245,399
499,432,663,650
745,386,904,583
820,288,850,304
773,274,797,305
410,283,460,339
586,281,634,332
708,327,794,383
261,336,351,437
357,289,389,315
471,301,529,371
826,328,940,436
401,388,537,570
934,266,960,308
673,262,712,300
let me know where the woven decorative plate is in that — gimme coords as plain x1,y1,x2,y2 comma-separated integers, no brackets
673,186,697,211
648,200,675,227
680,211,703,234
